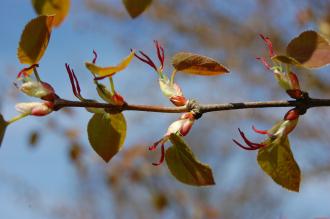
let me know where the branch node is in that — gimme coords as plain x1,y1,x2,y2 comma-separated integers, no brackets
295,91,311,115
187,99,203,119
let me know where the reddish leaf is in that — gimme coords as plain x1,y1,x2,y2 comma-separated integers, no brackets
172,52,229,76
286,30,330,68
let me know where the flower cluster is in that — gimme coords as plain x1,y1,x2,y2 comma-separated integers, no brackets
14,65,55,117
135,41,187,106
148,112,195,166
233,108,300,150
257,34,303,99
233,34,305,151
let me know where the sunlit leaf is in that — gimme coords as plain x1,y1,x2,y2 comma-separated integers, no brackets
165,134,215,186
17,15,54,65
0,114,8,147
257,137,301,192
87,113,126,162
172,52,229,76
85,51,135,77
31,0,70,27
286,30,330,68
122,0,153,18
271,55,301,66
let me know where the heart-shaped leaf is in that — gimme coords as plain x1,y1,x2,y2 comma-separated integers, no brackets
31,0,70,27
87,113,126,162
257,137,301,192
286,30,330,68
17,15,54,65
0,114,8,147
172,52,229,76
165,134,215,186
85,51,135,77
122,0,153,18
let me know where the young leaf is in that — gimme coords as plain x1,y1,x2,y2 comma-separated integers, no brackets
165,134,215,186
87,113,126,162
0,114,8,147
85,51,135,77
172,52,229,76
271,55,301,66
17,15,54,65
257,137,301,192
31,0,70,27
122,0,153,18
286,30,330,68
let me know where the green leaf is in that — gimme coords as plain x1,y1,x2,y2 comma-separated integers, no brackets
257,137,301,192
31,0,70,27
17,15,54,65
87,113,126,162
165,134,215,186
0,114,8,147
122,0,153,18
172,52,229,76
286,30,330,68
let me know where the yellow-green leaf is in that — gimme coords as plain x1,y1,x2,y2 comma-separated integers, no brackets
0,114,8,147
87,113,126,162
17,15,54,65
286,30,330,68
165,134,215,186
257,137,301,192
122,0,153,18
271,55,301,66
85,51,135,77
172,52,229,76
31,0,70,27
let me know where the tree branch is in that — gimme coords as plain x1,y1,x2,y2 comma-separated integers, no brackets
53,97,330,115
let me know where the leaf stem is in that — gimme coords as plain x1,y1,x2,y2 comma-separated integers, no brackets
109,77,115,94
33,67,41,82
7,113,29,124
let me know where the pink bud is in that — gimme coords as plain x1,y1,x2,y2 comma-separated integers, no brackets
165,113,194,136
20,81,55,100
112,92,125,106
15,101,53,116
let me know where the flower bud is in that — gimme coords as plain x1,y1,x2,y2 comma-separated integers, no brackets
15,101,53,116
165,113,194,136
159,78,187,106
20,81,55,101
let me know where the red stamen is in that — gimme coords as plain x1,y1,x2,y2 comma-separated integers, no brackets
71,69,81,95
65,63,82,98
149,138,163,151
152,142,165,166
252,125,268,135
94,74,116,81
92,50,98,64
17,64,39,78
238,128,265,149
259,34,275,57
134,50,158,71
232,139,260,150
65,64,77,97
154,40,165,69
256,57,271,70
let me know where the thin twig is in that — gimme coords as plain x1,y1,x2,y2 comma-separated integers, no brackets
52,98,330,114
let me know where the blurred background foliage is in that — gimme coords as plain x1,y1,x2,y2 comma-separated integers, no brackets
1,0,330,218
